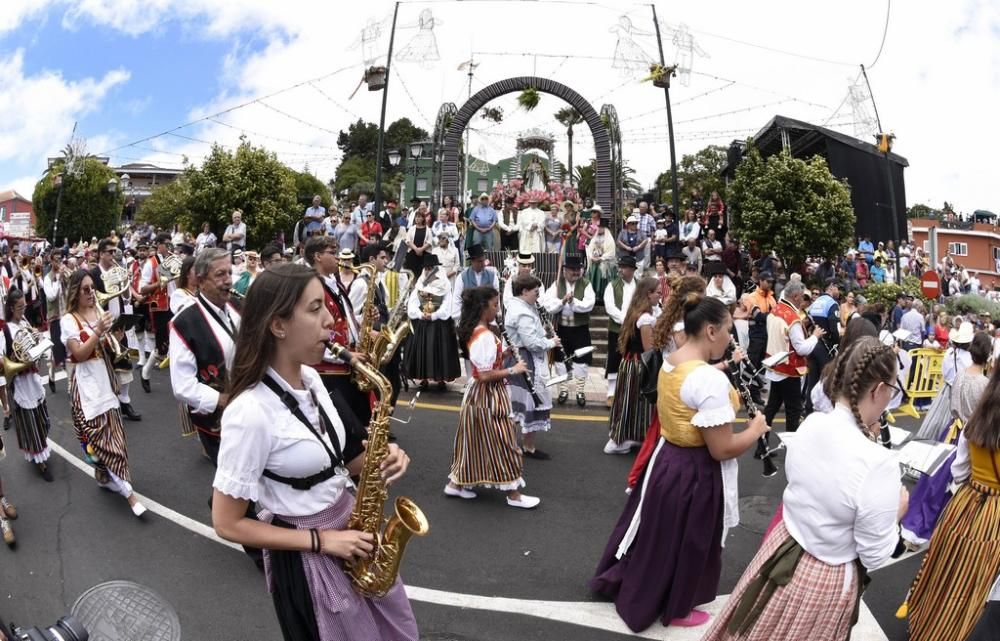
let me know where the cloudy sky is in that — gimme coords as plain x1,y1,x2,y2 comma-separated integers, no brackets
1,0,996,213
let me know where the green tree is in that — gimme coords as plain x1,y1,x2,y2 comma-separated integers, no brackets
729,145,855,271
32,157,123,243
574,162,595,199
332,118,427,201
554,107,584,186
655,144,728,208
293,170,331,209
183,140,297,249
906,203,934,219
336,120,380,162
137,177,193,231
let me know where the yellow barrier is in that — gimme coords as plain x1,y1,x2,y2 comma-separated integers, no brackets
896,348,945,419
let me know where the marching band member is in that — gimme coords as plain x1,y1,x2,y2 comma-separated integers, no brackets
604,278,660,455
450,244,498,325
304,236,370,431
210,263,417,641
168,249,239,465
138,233,174,393
91,238,142,422
129,241,152,368
804,278,842,414
362,243,403,406
703,337,904,641
1,289,53,481
42,249,69,392
336,249,366,324
405,253,460,391
603,255,638,409
501,252,534,308
542,254,595,407
169,256,198,314
445,286,540,508
590,294,767,632
505,273,560,461
907,356,1000,641
61,270,146,517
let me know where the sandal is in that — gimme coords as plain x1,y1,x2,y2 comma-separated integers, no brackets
0,496,17,520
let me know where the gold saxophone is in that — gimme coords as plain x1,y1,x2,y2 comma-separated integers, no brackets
351,264,379,391
326,343,429,597
369,269,416,367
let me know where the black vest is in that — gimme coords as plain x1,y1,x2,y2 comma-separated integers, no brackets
171,302,232,431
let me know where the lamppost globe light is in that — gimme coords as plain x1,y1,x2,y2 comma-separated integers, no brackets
387,149,402,167
409,142,423,160
107,177,119,193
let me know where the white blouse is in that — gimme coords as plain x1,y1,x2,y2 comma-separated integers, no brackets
0,319,45,408
60,312,118,421
214,366,354,517
782,404,901,569
469,329,500,372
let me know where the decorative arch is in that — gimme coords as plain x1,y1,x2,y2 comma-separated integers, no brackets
441,76,613,216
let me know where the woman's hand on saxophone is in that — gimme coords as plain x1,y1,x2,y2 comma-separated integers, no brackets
321,529,375,560
374,442,410,486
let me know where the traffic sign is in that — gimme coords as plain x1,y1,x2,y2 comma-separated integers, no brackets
920,270,941,298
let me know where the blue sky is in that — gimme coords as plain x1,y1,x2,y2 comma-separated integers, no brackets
1,0,997,214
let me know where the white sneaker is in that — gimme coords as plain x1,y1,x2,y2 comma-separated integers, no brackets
131,501,147,517
603,439,632,455
443,485,476,500
506,495,541,509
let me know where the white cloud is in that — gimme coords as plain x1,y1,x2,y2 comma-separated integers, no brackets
0,49,129,165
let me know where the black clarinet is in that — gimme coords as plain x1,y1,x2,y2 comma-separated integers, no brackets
499,324,543,406
536,303,566,361
727,338,781,477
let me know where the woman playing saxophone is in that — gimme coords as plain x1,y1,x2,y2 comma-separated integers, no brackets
211,263,417,641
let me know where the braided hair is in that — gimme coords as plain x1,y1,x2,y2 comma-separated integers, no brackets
829,335,898,438
652,275,706,349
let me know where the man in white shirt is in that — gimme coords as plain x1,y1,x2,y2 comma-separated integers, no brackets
43,249,69,388
351,194,372,226
542,254,596,406
335,249,367,325
603,255,637,407
303,194,326,236
502,252,535,307
968,273,981,295
451,244,498,323
517,197,545,255
222,209,246,253
899,297,925,351
701,228,723,264
762,280,825,449
497,198,519,251
91,238,141,422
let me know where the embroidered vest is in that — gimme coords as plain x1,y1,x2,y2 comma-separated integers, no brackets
766,300,808,377
171,303,231,431
469,326,502,379
554,278,591,326
461,267,497,291
315,280,354,374
658,360,739,447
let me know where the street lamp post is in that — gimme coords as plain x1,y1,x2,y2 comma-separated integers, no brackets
387,143,425,207
650,5,681,218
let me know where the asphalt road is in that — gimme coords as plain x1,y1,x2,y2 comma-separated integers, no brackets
0,368,923,640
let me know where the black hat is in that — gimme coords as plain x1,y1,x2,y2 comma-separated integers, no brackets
665,247,685,261
467,244,485,259
618,255,637,269
516,252,535,265
176,243,195,256
410,196,421,204
136,241,150,249
154,232,172,246
563,254,584,270
422,253,440,268
705,262,726,276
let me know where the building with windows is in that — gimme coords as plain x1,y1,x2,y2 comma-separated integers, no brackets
110,163,184,223
0,190,35,236
909,216,1000,289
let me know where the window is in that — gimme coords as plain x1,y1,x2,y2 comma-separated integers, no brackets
477,178,489,193
947,242,968,256
415,178,428,194
922,240,930,253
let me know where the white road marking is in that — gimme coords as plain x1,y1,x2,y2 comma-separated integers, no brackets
46,438,890,640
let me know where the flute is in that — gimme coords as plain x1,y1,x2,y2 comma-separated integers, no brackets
727,337,782,478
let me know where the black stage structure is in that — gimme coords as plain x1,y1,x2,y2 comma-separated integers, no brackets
723,115,908,244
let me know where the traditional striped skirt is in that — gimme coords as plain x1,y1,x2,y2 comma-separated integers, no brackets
908,479,1000,641
70,382,131,486
608,354,653,446
702,521,859,641
506,348,552,434
449,378,525,490
11,392,51,464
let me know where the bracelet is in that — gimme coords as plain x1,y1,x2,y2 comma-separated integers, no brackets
309,528,319,554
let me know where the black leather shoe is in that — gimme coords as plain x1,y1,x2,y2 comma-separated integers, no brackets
140,376,151,394
37,462,54,482
3,415,10,431
48,378,56,394
557,390,569,405
120,403,142,421
576,392,587,407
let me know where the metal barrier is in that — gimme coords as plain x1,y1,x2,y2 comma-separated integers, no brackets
896,348,945,419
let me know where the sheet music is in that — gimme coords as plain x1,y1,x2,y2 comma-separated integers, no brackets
896,439,955,476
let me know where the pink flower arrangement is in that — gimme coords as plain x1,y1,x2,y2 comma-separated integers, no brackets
488,178,582,211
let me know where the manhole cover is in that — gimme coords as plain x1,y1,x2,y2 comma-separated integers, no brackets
738,495,780,535
71,581,181,641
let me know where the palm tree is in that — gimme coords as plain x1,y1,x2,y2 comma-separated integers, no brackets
574,163,595,199
554,107,585,186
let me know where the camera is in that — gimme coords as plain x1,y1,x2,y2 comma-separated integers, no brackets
8,616,88,641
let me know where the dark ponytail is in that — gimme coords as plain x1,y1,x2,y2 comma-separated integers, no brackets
682,293,729,337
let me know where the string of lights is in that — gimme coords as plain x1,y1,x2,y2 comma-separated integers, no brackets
207,117,340,151
391,66,436,130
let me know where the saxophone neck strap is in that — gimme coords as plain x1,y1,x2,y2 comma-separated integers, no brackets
260,374,345,490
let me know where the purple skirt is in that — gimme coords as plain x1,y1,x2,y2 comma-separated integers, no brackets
589,438,724,632
900,423,959,544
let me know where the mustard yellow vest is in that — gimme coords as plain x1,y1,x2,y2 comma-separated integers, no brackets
657,359,740,447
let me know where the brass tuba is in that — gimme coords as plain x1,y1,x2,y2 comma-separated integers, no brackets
95,266,131,364
157,253,184,285
326,343,429,597
3,327,54,380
